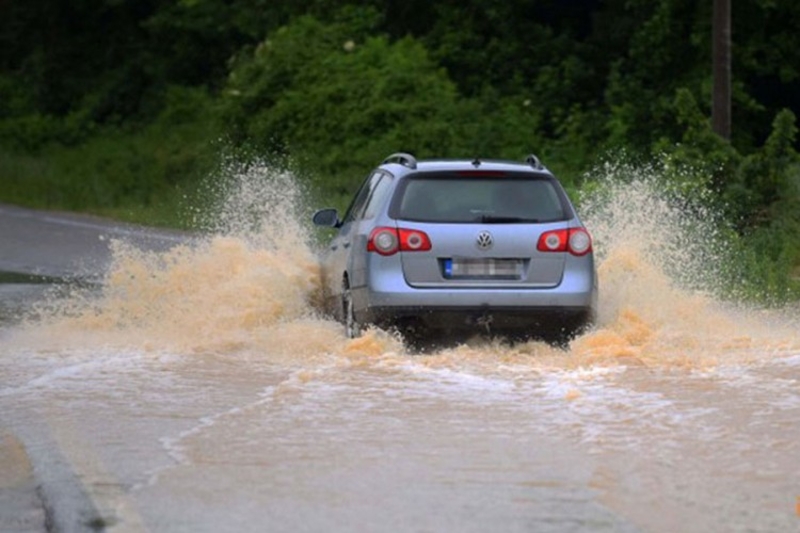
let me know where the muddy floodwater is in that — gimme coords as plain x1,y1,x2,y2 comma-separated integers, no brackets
1,166,799,532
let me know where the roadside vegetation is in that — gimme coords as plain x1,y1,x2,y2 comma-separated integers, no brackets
1,1,798,302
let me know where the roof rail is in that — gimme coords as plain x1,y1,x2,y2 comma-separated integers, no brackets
525,154,544,170
383,152,418,170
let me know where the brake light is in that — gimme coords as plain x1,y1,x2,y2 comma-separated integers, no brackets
454,170,507,177
537,228,592,256
401,229,430,251
367,227,432,256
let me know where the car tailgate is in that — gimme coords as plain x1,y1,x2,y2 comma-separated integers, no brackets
399,222,566,288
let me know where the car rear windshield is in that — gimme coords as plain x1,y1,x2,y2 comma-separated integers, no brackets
390,172,570,223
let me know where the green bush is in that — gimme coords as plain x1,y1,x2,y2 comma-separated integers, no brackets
222,14,460,193
650,95,800,303
220,12,568,208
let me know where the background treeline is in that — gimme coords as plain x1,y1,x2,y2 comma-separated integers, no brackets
1,0,798,299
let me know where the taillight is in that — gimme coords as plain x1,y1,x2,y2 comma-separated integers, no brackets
400,229,431,251
568,228,592,255
537,228,592,256
368,228,399,255
539,229,568,252
367,227,432,256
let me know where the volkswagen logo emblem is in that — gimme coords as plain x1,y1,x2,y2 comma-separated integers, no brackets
475,230,494,250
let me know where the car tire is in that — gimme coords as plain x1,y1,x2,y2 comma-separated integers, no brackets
552,314,593,347
342,284,362,339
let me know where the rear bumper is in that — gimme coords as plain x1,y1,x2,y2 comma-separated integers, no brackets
362,304,594,332
349,247,597,333
353,282,597,333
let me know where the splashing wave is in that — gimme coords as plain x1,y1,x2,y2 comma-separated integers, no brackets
11,159,799,367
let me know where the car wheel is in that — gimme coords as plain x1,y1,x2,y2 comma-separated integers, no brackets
342,285,362,339
552,314,593,347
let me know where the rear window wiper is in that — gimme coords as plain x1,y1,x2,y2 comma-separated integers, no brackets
479,215,540,223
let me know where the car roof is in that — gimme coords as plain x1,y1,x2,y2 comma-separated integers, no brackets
378,154,555,178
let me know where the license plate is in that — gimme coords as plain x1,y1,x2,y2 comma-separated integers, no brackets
443,258,522,279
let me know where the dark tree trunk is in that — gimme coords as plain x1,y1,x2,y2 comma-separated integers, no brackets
712,0,731,140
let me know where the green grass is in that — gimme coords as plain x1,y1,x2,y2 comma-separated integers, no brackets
0,114,216,228
0,146,201,229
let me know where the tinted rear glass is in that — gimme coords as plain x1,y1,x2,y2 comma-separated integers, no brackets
390,173,569,223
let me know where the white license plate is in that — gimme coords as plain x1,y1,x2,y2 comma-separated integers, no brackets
444,258,522,278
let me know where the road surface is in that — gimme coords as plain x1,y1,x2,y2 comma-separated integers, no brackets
1,202,799,533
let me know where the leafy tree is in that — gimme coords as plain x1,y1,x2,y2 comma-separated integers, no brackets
731,109,800,227
733,0,800,141
600,0,712,151
654,88,740,190
220,12,466,193
0,0,162,119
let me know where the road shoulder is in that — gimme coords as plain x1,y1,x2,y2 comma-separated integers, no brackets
0,430,47,532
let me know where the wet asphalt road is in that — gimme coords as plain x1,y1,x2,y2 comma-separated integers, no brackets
0,204,186,279
1,203,799,533
0,204,188,532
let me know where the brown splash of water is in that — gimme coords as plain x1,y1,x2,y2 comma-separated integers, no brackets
81,237,322,349
13,160,800,368
566,164,798,369
14,163,327,354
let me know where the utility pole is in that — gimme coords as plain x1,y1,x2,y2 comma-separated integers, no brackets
712,0,731,140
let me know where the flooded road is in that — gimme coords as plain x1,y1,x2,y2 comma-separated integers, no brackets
1,167,799,532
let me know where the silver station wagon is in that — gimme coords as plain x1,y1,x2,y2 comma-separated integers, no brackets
312,153,598,345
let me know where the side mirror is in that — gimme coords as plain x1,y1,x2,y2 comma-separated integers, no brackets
312,208,340,228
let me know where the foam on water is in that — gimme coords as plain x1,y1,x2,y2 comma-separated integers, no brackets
5,159,799,370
